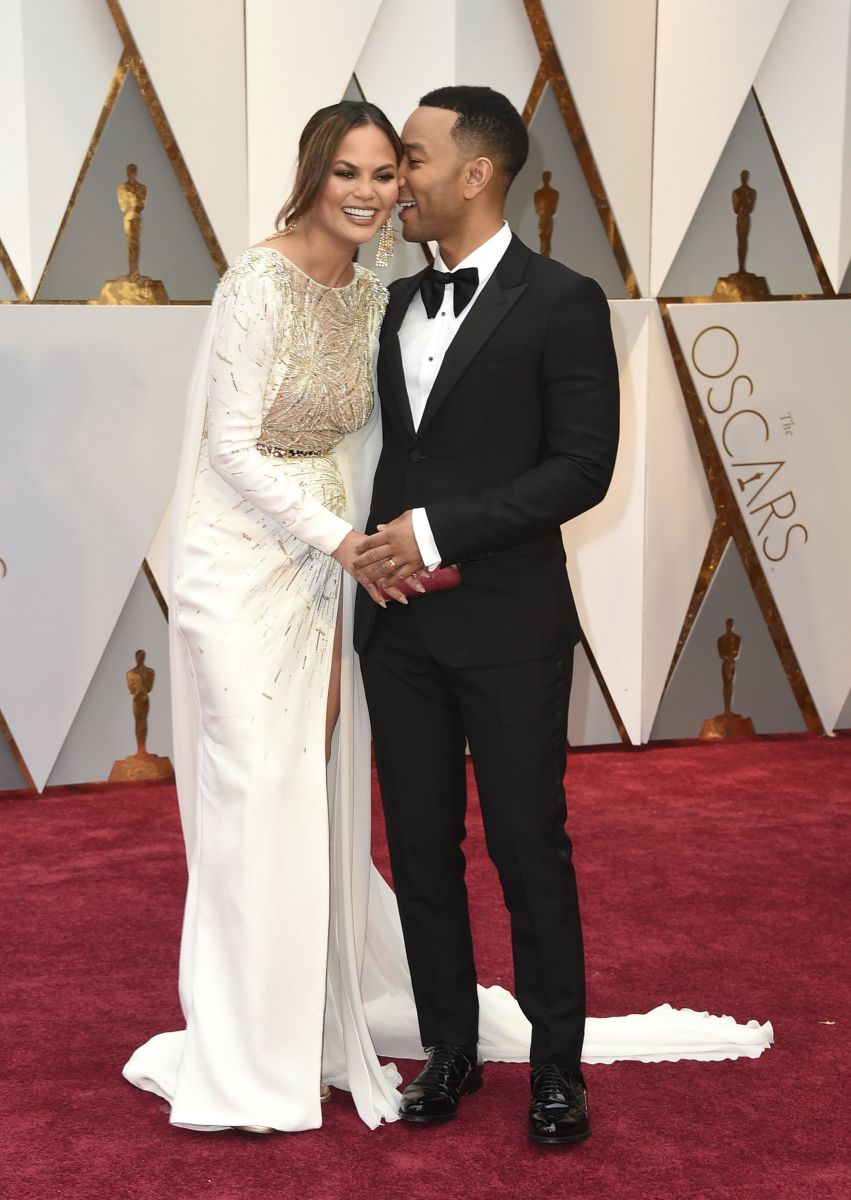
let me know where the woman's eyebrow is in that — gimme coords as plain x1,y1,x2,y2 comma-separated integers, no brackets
334,159,396,171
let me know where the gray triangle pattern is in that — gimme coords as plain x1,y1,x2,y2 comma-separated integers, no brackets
568,642,622,747
0,731,28,791
651,539,805,740
37,71,220,302
47,568,172,787
840,256,851,296
661,91,820,298
834,686,851,731
507,84,628,298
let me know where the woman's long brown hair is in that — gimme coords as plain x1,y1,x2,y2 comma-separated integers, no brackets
275,101,403,230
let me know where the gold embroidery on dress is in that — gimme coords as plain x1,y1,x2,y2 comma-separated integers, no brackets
256,252,385,455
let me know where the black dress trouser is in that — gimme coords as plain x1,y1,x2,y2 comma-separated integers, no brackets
359,601,586,1071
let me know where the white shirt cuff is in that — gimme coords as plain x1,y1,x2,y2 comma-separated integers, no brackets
411,507,442,570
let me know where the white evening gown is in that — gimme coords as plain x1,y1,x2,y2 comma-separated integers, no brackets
123,248,401,1131
124,248,772,1135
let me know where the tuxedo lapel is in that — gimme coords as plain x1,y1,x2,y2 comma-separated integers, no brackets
378,272,423,441
416,235,530,438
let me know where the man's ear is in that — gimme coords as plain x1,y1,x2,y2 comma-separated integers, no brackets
462,156,494,199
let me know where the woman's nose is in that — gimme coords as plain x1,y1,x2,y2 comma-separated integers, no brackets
353,179,376,199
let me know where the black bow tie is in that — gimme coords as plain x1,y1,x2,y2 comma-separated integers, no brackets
419,266,479,319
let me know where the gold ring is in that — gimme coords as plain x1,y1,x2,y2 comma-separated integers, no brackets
387,558,397,571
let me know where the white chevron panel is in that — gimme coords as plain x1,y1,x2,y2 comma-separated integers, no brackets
651,0,791,296
641,307,715,739
3,0,122,296
456,0,541,116
755,0,851,292
0,1,28,296
120,0,248,265
358,0,538,144
0,306,207,789
542,0,656,296
245,0,385,241
145,499,172,609
563,301,651,745
668,300,851,733
356,0,456,134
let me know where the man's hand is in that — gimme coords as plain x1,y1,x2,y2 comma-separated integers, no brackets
353,511,427,599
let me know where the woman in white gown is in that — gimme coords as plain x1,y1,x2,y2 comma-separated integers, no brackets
123,101,406,1133
124,101,773,1137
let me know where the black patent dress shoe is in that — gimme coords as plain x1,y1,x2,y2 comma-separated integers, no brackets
528,1065,590,1146
399,1045,483,1124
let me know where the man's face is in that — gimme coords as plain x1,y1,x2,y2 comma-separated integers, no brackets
397,106,468,244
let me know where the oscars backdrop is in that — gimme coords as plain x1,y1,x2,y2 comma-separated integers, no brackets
1,0,850,791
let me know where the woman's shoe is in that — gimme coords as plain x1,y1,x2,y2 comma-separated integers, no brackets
237,1125,273,1134
320,1085,332,1104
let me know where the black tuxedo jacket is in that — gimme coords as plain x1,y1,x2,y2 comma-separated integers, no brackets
353,234,620,667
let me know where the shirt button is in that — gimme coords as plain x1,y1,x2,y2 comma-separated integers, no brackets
428,356,433,361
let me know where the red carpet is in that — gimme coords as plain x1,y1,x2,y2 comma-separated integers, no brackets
1,738,849,1199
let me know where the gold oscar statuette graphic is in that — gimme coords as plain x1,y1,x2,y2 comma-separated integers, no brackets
108,650,174,782
712,170,770,302
699,619,757,740
534,170,559,258
99,164,169,305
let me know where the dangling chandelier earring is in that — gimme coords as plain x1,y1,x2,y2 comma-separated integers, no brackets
375,214,396,268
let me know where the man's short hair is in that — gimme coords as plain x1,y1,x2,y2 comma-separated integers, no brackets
419,85,529,185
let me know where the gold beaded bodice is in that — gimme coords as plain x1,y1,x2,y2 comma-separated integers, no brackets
219,247,387,456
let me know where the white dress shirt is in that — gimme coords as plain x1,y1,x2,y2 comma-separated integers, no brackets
400,221,514,568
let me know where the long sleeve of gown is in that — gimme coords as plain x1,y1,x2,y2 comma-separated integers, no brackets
205,263,353,555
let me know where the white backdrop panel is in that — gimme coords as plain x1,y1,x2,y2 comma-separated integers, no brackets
0,305,207,789
669,301,851,732
755,0,851,292
651,0,791,295
11,0,122,296
245,0,384,240
641,307,716,739
564,301,650,745
121,0,248,265
542,0,656,297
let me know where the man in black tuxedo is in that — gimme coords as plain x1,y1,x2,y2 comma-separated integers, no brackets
353,86,619,1145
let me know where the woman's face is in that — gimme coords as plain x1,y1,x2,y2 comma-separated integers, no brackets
310,124,399,247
